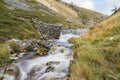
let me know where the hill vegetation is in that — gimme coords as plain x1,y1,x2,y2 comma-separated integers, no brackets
70,11,120,80
0,0,106,71
37,0,106,26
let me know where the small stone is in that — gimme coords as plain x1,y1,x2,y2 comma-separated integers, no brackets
107,37,114,41
9,57,18,60
45,66,54,73
46,61,60,66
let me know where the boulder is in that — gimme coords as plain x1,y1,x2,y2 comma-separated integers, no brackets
46,61,60,66
66,18,73,23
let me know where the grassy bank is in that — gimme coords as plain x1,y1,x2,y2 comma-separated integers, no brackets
0,44,11,67
0,0,41,43
70,12,120,80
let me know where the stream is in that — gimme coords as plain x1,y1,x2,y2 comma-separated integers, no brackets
2,28,89,80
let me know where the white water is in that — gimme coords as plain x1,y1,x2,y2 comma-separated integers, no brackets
2,28,89,80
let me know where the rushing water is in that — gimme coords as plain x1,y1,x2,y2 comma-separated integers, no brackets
2,28,89,80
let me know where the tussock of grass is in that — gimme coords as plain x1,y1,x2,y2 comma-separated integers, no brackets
0,44,11,67
70,12,120,80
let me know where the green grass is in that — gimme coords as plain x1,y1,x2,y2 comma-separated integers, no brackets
69,12,120,80
0,0,41,43
0,0,68,43
0,0,84,43
0,44,11,67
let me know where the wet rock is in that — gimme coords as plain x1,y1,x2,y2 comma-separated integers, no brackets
1,64,16,78
9,56,19,60
35,52,47,56
46,61,60,66
6,39,51,54
60,49,65,53
17,53,26,57
37,47,48,53
27,53,40,59
45,66,54,73
5,64,15,72
49,48,56,53
9,52,26,60
0,77,4,80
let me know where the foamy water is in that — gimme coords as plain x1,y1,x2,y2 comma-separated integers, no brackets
1,28,89,80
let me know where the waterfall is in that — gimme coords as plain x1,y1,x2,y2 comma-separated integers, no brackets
2,28,89,80
61,28,89,36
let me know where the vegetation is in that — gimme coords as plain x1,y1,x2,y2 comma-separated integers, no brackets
0,0,41,43
37,0,105,26
0,44,11,67
66,3,106,26
70,11,120,80
46,0,78,18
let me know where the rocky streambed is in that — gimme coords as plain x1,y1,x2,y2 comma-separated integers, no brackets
0,28,89,80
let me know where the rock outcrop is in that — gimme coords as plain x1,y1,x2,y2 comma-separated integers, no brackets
6,39,52,60
34,21,62,40
4,0,33,11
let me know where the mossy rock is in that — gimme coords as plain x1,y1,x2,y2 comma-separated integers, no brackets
7,41,22,53
36,47,48,56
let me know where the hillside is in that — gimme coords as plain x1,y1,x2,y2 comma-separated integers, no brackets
36,0,106,26
0,0,106,72
0,0,107,43
70,11,120,80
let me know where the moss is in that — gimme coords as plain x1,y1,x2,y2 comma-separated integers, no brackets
0,44,11,67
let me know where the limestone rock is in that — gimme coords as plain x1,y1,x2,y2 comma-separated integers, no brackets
34,21,62,40
4,0,33,11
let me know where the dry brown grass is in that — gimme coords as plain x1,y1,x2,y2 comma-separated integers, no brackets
41,0,79,18
69,11,120,80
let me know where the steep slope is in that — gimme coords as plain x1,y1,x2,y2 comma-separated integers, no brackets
69,5,106,26
70,11,120,80
37,0,78,18
2,0,107,27
36,0,106,26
